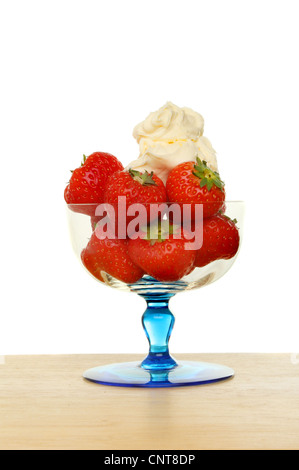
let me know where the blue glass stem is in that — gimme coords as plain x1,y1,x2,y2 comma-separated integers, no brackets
140,294,178,371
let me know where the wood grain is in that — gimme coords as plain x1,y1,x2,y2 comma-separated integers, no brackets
0,353,298,450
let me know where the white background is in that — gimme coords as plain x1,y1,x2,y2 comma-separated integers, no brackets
0,0,298,355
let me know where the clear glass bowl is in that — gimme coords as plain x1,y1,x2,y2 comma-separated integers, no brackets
66,201,244,387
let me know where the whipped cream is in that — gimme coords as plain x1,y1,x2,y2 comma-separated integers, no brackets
127,102,218,184
133,101,204,143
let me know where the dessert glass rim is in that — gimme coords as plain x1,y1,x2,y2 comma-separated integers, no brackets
66,200,244,206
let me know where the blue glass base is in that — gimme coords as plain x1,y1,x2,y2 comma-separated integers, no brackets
83,360,234,388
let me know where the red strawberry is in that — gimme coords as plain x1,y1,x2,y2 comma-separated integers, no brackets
166,158,225,219
104,169,167,235
195,214,240,267
64,152,124,216
81,231,144,284
127,222,196,282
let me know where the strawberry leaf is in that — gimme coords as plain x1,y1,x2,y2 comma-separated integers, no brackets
206,179,213,191
200,178,208,188
193,157,225,192
144,220,180,244
213,179,223,189
128,169,157,186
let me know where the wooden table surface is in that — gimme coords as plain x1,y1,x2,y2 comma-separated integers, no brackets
0,353,298,450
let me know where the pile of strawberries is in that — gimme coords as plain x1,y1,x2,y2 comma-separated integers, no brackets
65,152,240,284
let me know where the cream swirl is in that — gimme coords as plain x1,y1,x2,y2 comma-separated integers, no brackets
127,102,218,184
126,137,218,184
133,101,204,143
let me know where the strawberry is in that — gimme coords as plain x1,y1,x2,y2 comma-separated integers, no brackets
104,169,167,235
64,152,124,216
81,230,144,284
127,222,196,282
195,214,240,267
166,158,225,219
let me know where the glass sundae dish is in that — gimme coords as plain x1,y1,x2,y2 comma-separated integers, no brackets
67,201,243,387
65,102,244,387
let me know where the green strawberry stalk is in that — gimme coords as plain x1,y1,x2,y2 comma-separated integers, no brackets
128,169,158,186
192,158,224,191
142,220,181,246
